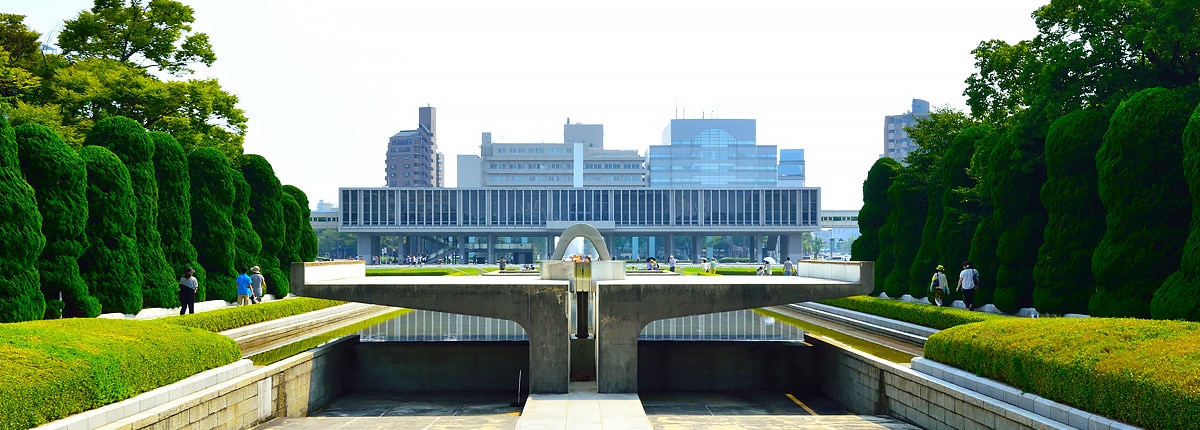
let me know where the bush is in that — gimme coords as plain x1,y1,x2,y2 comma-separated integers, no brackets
240,155,286,292
0,115,45,323
276,192,302,296
1153,101,1200,321
0,318,240,429
282,185,318,262
925,318,1200,430
158,297,345,332
853,157,901,269
78,146,143,314
188,148,236,301
151,132,206,296
818,295,1003,330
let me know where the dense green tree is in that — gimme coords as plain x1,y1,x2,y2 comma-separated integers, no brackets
78,145,142,314
188,147,235,301
990,125,1048,313
1154,102,1200,321
150,131,205,291
934,125,990,297
0,114,46,322
229,166,262,287
853,157,901,295
58,0,216,75
1033,110,1108,315
0,13,42,100
283,185,318,262
240,155,287,293
1091,88,1192,318
277,192,302,297
85,116,176,308
14,123,100,318
882,174,928,299
965,130,1006,308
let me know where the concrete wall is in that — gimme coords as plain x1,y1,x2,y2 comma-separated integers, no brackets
811,337,1079,430
351,342,529,392
637,341,818,392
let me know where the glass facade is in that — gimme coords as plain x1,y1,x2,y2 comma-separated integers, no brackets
648,119,778,188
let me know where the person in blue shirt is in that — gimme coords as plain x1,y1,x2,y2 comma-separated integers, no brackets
236,266,252,306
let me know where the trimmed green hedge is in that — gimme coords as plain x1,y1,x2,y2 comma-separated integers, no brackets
0,318,240,430
925,318,1200,430
818,295,1004,330
158,297,345,333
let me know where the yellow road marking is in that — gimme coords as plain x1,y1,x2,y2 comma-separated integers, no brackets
786,393,818,415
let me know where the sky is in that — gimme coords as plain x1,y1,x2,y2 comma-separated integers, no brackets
9,1,1047,210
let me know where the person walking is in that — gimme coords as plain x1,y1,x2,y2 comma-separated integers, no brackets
762,259,772,276
249,266,265,304
783,257,794,276
236,266,252,306
957,261,980,311
498,256,507,271
929,264,949,306
668,255,677,272
178,267,198,315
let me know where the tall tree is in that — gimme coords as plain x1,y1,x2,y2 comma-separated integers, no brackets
15,123,100,318
966,130,1006,308
882,174,928,299
150,131,205,290
78,145,142,314
240,155,286,292
58,0,216,75
1033,110,1108,315
935,125,990,296
1091,87,1192,318
853,157,902,295
85,116,175,308
283,185,318,262
1154,101,1200,321
229,166,262,292
277,192,302,297
188,147,235,301
990,125,1048,313
0,114,46,322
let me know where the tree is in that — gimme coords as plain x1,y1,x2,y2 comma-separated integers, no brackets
283,185,318,262
934,125,990,297
15,123,100,318
57,0,216,75
1154,102,1200,321
852,157,901,295
0,114,46,322
239,155,285,290
78,145,142,314
965,130,1007,308
85,116,176,308
150,131,205,291
990,125,1048,313
0,13,42,101
1091,87,1192,318
1033,110,1108,315
277,192,302,297
188,147,235,301
882,174,928,299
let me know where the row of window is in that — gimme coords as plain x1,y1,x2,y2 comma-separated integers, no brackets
496,147,570,154
489,175,643,183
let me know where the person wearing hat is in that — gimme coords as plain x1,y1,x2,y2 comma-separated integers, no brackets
929,264,949,307
236,266,253,306
249,266,265,304
178,267,198,315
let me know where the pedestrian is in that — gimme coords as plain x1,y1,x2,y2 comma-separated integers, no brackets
929,264,949,306
178,267,198,315
499,256,507,271
708,258,717,274
668,255,677,272
957,261,980,311
647,257,659,270
236,266,252,306
762,259,772,276
783,257,794,276
250,265,265,304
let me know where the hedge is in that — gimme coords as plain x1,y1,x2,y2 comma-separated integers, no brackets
0,318,240,430
158,297,345,333
925,318,1200,430
818,295,1004,330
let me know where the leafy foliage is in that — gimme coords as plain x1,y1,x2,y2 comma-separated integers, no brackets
14,123,99,318
1033,110,1108,315
187,147,235,302
1091,88,1192,318
818,295,1004,330
85,116,176,308
158,297,345,332
882,176,927,298
150,131,205,289
276,192,302,297
58,0,216,75
0,114,46,322
0,318,239,429
989,127,1047,313
934,125,990,299
283,185,319,262
78,145,142,314
925,318,1200,430
241,155,287,293
1153,102,1200,321
853,157,901,295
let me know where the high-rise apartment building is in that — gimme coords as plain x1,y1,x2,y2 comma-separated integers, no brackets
647,118,777,188
883,99,930,161
458,120,647,188
385,106,443,187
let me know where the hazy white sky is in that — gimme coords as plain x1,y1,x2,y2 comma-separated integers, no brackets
10,1,1046,210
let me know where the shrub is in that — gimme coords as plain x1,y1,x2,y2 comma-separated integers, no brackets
229,167,262,296
1092,88,1192,318
882,176,927,298
150,132,206,295
853,157,901,295
282,185,318,262
925,318,1200,430
158,297,345,332
0,318,240,429
188,148,236,301
78,145,143,314
240,155,286,292
14,123,99,318
819,295,1003,330
0,115,46,322
934,126,989,299
276,192,302,297
990,129,1046,313
1153,100,1200,321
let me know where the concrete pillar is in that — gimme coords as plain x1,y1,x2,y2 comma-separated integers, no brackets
785,234,805,261
691,235,701,263
458,236,467,264
665,234,675,260
356,234,380,262
487,234,496,264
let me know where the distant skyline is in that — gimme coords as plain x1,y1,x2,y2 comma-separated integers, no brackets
9,0,1048,210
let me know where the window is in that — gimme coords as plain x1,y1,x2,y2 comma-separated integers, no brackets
403,173,410,177
404,164,410,168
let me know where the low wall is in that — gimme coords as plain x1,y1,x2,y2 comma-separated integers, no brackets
638,341,818,392
350,342,529,392
811,337,1135,430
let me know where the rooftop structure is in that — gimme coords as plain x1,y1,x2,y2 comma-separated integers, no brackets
648,118,777,188
457,120,646,188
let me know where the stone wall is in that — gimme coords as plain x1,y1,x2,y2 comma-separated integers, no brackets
637,341,818,392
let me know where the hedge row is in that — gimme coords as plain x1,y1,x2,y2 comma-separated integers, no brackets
925,318,1200,430
0,319,240,430
818,295,1004,330
158,297,345,333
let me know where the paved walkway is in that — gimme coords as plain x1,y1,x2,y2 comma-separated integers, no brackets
514,382,650,429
